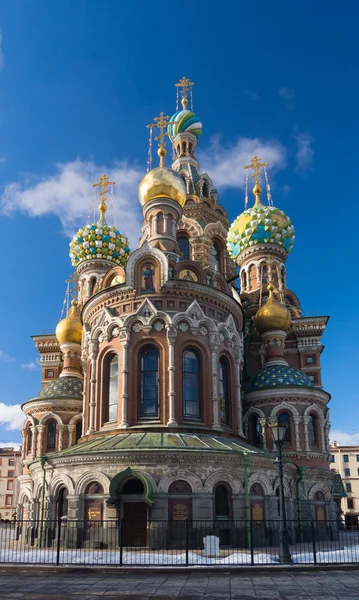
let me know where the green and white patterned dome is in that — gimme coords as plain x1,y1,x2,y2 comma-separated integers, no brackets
69,223,131,268
227,197,295,260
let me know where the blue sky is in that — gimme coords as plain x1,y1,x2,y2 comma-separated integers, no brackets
0,0,357,447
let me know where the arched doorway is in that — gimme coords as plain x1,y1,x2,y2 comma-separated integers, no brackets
121,478,148,547
85,482,104,523
249,483,265,522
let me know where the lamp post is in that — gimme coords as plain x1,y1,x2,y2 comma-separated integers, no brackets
268,422,292,564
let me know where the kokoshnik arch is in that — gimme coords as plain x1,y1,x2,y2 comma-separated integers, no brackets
18,77,340,538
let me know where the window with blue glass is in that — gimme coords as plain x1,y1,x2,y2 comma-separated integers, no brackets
140,346,159,418
309,414,317,444
344,454,349,462
47,420,57,450
210,243,220,272
183,349,201,418
178,236,190,261
345,468,351,477
218,357,230,426
278,412,291,442
330,455,335,463
108,355,119,421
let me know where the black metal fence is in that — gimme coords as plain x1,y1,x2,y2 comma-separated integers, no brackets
0,519,358,566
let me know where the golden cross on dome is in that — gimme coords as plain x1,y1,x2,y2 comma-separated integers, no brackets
92,174,115,222
65,271,80,306
175,76,194,110
147,112,170,168
244,155,268,185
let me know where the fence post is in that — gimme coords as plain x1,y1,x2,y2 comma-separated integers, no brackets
185,519,189,566
119,519,124,566
56,518,62,566
311,519,317,565
249,515,254,565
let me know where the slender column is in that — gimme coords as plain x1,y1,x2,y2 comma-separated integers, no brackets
119,329,130,428
58,424,65,451
81,368,87,436
37,425,45,456
303,416,310,451
30,425,37,459
210,334,221,429
259,418,267,449
153,215,158,234
171,219,176,237
293,416,301,452
319,418,326,452
21,431,26,460
166,326,178,426
67,424,75,447
234,344,244,436
163,214,168,234
87,340,99,434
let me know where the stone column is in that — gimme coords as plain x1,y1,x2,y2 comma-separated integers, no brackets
259,418,267,449
234,344,244,436
303,416,310,451
166,326,178,426
163,214,168,234
21,430,26,460
67,424,75,447
293,416,301,452
171,219,176,237
31,426,37,459
119,329,130,428
81,367,87,436
209,334,221,429
319,418,326,452
153,215,158,235
37,425,45,456
58,424,65,452
87,340,99,434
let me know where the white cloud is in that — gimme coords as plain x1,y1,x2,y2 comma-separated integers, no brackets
0,350,15,363
294,131,314,173
0,30,3,69
198,136,286,190
0,159,143,249
330,431,359,447
0,403,24,431
0,442,21,450
21,361,40,370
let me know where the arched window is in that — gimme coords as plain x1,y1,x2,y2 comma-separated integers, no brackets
140,346,159,418
215,484,231,517
183,349,201,418
47,420,57,450
219,357,230,426
178,236,190,260
168,480,192,494
57,487,68,519
249,415,261,447
26,427,33,454
108,355,119,421
89,276,97,296
85,482,104,494
75,420,82,443
278,412,291,442
275,487,280,516
309,414,317,444
241,271,247,291
210,243,220,272
202,182,209,198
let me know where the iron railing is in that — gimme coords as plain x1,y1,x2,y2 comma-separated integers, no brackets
0,519,358,566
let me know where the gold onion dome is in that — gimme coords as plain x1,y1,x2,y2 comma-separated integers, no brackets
55,300,83,345
254,285,291,334
138,149,187,207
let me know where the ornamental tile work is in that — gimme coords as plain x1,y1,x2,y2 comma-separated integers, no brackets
168,110,202,141
227,202,295,259
69,223,131,268
250,365,313,390
38,376,83,400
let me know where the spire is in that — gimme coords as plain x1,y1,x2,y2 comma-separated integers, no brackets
244,155,268,205
175,76,194,111
147,111,170,169
92,174,115,223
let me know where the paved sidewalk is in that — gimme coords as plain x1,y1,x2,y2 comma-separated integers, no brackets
0,569,358,599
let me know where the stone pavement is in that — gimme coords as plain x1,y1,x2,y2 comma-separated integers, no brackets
0,569,358,599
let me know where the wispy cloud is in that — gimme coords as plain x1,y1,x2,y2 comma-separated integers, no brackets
0,442,21,450
0,159,143,248
242,89,260,101
198,136,286,190
0,403,24,431
294,130,314,173
0,30,3,69
330,430,359,446
279,87,295,109
21,361,40,370
0,350,15,363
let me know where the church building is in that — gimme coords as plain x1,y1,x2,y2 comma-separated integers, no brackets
17,78,337,542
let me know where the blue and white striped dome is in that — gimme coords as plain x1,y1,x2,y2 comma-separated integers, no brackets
168,110,202,142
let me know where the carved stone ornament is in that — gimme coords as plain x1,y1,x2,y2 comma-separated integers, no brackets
132,322,142,333
199,326,208,336
153,321,165,332
178,322,189,332
112,327,120,338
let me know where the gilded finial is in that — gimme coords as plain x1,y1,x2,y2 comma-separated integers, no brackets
147,112,170,168
175,76,194,111
92,174,115,223
244,155,268,205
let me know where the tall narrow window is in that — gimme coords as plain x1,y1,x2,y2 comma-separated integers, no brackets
218,357,230,426
75,420,82,443
278,412,291,442
178,236,190,260
249,415,261,447
309,414,317,444
183,350,200,418
140,346,159,418
47,421,57,450
210,243,220,272
215,484,230,517
108,355,118,421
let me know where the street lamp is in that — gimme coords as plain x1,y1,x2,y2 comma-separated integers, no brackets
268,421,292,564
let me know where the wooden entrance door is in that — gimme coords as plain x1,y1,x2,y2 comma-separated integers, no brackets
123,502,147,546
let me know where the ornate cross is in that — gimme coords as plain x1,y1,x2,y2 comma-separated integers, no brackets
175,76,194,110
244,155,268,185
147,112,170,167
92,174,115,222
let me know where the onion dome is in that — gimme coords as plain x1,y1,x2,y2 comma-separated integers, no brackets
227,185,295,260
250,364,313,391
168,110,202,141
138,148,187,207
254,284,291,334
55,300,82,346
69,224,131,268
37,376,83,400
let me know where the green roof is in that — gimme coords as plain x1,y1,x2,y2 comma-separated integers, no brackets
36,376,83,401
